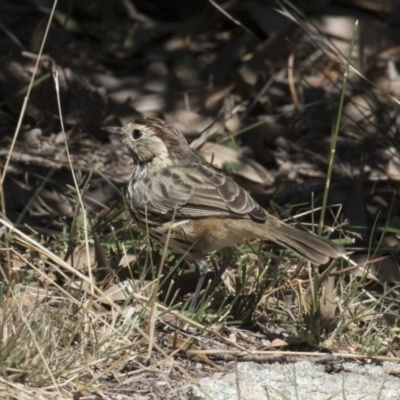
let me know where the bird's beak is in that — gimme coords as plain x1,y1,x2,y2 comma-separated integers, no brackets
101,126,124,135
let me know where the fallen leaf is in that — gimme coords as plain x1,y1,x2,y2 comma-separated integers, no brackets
259,338,289,350
163,333,223,371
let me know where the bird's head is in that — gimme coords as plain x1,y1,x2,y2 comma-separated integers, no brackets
103,117,194,165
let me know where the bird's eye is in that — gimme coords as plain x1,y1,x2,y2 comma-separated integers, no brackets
132,129,143,140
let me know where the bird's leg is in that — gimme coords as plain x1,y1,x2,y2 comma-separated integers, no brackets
189,250,233,311
189,254,209,312
207,249,232,295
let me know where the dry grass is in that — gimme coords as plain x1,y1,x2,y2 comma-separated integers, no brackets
1,207,399,398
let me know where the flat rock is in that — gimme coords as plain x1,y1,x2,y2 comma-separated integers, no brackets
190,361,400,400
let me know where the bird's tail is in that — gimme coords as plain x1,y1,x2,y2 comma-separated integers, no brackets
236,218,345,264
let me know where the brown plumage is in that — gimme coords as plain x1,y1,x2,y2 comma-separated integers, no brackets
103,118,345,309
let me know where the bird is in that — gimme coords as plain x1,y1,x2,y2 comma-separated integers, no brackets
103,117,345,310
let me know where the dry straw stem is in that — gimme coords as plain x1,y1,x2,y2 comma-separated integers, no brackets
208,0,260,43
52,70,94,295
181,349,400,364
146,206,179,359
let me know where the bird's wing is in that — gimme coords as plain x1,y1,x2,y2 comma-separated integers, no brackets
137,164,266,222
